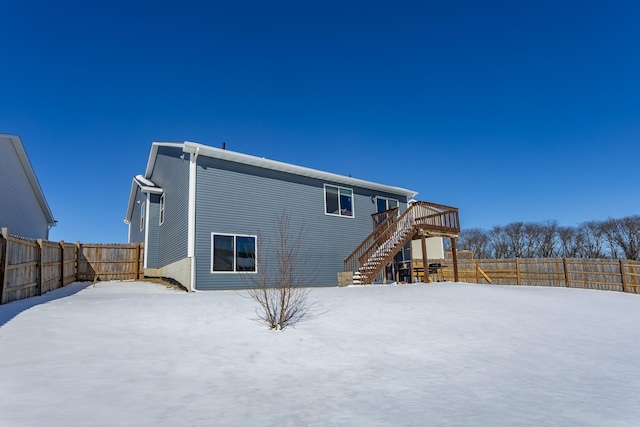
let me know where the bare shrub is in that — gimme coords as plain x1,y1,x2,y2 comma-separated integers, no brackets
245,213,316,330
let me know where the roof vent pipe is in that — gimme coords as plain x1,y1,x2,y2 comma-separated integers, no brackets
222,141,226,150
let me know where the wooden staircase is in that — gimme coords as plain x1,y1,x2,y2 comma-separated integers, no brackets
344,201,460,284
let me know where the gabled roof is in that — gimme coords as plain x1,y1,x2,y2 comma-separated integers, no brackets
123,175,163,224
125,140,418,222
148,141,417,196
180,142,418,197
0,133,56,227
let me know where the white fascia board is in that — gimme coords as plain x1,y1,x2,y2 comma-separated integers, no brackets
135,174,156,188
123,177,164,223
124,180,137,224
144,142,185,179
182,141,418,199
126,141,177,224
1,133,57,227
140,186,163,194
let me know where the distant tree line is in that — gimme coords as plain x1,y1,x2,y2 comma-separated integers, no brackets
447,215,640,261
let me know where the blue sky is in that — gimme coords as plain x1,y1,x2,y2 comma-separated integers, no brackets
1,0,638,243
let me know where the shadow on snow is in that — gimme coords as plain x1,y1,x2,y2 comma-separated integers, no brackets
0,282,93,328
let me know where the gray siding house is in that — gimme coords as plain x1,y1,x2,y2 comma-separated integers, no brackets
0,133,56,239
124,141,418,291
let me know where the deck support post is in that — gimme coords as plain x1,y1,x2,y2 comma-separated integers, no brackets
450,237,459,282
421,234,428,283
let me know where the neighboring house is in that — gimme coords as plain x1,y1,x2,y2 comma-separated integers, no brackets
125,141,430,291
0,133,56,239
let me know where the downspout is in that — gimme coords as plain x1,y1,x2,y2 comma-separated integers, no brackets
143,196,150,269
187,146,200,291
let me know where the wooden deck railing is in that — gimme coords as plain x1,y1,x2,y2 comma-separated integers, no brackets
410,201,460,234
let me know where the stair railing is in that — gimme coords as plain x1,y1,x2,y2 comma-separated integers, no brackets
344,207,399,273
356,205,418,278
357,220,418,284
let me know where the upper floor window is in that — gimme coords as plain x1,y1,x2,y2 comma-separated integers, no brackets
159,194,165,225
374,197,399,226
324,185,354,218
376,197,398,213
140,201,146,231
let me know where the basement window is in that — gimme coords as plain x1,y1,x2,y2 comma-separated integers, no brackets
324,185,354,218
211,233,257,273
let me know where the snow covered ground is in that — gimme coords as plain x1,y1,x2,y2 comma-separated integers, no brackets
1,281,639,427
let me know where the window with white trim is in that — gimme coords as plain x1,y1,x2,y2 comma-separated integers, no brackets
376,197,398,212
211,233,257,273
324,185,354,217
140,201,146,231
159,194,165,225
374,197,399,226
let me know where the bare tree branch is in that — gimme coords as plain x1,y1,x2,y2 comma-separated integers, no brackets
457,216,639,261
244,212,317,330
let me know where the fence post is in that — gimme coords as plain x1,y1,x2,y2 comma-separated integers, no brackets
620,259,627,293
515,257,521,286
59,240,65,288
36,239,43,296
475,260,480,283
563,258,570,287
0,228,9,305
94,246,100,282
134,243,141,280
76,241,81,282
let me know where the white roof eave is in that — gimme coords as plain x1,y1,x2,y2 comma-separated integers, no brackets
123,177,164,223
181,142,418,198
144,142,184,178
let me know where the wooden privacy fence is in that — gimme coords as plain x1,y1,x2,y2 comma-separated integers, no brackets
436,257,640,294
0,227,143,305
